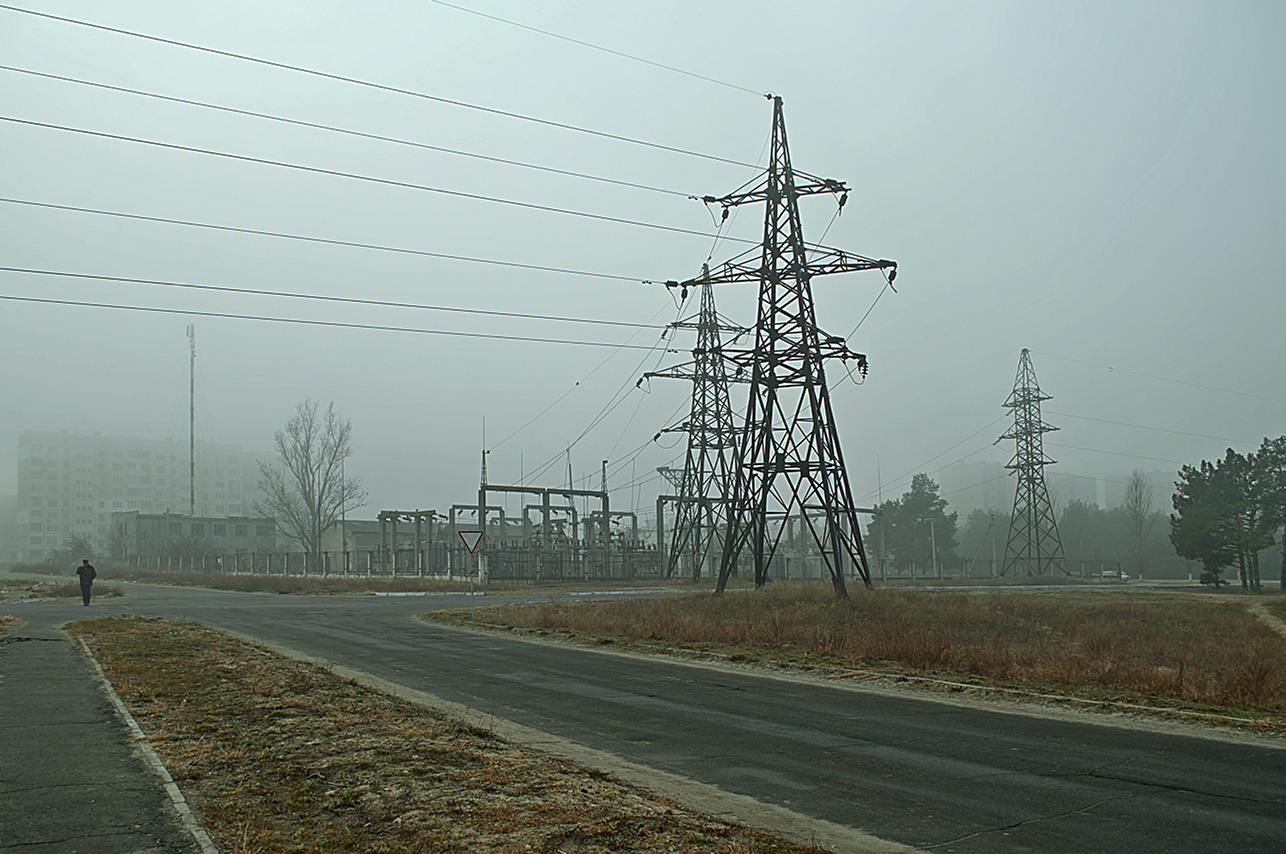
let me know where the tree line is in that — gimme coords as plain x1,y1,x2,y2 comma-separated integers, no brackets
1170,436,1286,589
865,470,1181,578
868,441,1286,589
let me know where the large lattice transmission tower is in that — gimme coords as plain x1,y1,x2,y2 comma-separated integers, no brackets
643,273,745,581
669,95,896,597
999,348,1067,575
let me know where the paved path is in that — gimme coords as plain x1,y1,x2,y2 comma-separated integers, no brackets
0,608,200,854
5,584,1286,853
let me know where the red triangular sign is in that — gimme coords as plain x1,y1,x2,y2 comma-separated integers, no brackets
458,530,483,554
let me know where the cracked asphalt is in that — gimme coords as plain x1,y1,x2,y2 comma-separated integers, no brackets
5,582,1285,853
0,617,199,853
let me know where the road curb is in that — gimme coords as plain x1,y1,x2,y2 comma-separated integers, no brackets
76,636,220,854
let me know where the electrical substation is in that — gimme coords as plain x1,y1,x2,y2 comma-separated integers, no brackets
369,96,899,593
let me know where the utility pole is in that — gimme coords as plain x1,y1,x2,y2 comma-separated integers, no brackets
187,323,196,517
668,95,896,597
998,349,1067,575
643,268,745,581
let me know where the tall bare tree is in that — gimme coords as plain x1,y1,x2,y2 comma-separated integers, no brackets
256,399,367,566
1122,469,1156,578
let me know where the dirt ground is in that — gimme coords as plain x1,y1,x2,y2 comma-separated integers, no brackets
70,615,828,854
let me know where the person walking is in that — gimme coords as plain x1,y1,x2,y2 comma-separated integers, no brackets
75,559,96,606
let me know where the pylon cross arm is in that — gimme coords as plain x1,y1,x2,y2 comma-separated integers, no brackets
685,246,894,288
705,174,847,209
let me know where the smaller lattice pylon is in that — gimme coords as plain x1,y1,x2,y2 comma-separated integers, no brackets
998,348,1067,576
643,274,747,581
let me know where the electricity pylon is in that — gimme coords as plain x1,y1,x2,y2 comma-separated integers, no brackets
999,348,1067,576
643,271,745,581
669,95,896,597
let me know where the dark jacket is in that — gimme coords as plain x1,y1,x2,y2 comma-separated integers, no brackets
76,563,96,585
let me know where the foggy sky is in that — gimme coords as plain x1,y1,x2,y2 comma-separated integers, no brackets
2,0,1283,521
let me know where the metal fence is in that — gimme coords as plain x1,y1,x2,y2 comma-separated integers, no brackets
121,542,664,581
121,550,1121,583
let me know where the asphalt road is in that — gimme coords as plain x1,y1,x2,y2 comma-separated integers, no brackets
12,583,1286,853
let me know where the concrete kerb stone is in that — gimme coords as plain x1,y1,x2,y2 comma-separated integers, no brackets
76,635,220,854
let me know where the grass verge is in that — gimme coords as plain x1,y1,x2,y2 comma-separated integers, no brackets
0,579,123,601
1263,596,1286,623
428,584,1286,728
68,615,828,854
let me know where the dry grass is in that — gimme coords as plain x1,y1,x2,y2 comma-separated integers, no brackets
68,615,828,854
103,568,704,596
0,579,123,601
1263,596,1286,623
436,584,1286,721
0,615,18,634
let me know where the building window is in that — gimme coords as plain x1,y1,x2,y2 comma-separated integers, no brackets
191,523,204,536
235,525,247,537
256,525,271,537
213,524,226,536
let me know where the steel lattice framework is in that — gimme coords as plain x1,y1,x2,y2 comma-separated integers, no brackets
669,95,896,596
999,348,1068,576
644,276,745,580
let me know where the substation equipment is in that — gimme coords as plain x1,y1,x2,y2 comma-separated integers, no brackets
375,483,648,581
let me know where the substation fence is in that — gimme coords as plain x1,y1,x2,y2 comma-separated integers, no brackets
867,557,1125,581
122,551,1121,583
680,554,1125,582
123,543,665,581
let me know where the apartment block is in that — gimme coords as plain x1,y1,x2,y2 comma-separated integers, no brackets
16,430,265,562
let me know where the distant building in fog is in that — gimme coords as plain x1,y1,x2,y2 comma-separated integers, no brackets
15,430,265,562
935,460,1177,518
111,510,277,558
0,494,18,565
932,461,1012,515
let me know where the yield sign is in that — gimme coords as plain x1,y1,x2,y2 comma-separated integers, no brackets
458,530,484,554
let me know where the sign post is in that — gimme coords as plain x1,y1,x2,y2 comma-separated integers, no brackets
458,530,484,618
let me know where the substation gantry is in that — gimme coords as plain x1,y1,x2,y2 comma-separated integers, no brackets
376,509,440,574
662,94,896,597
998,348,1068,576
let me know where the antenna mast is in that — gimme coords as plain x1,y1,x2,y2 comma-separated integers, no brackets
187,323,196,517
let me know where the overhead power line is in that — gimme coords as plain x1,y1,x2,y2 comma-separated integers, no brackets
1046,442,1187,466
0,266,669,331
0,115,756,245
489,302,683,456
854,416,1010,504
0,65,692,198
1046,410,1252,445
0,197,643,282
427,0,762,97
0,293,670,351
1034,351,1286,405
0,3,758,169
1047,470,1175,494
